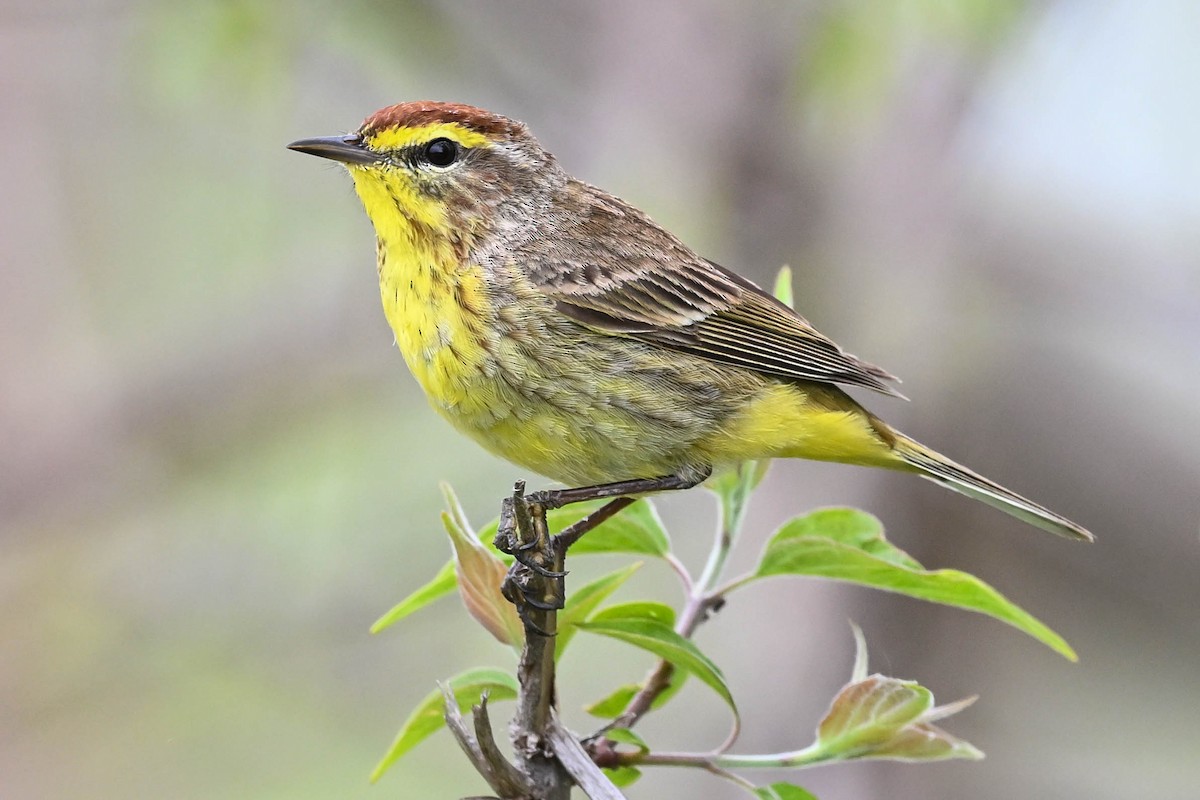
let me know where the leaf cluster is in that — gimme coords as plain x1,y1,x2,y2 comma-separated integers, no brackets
370,479,1071,796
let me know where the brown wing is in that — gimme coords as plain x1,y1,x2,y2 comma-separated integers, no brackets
523,181,903,397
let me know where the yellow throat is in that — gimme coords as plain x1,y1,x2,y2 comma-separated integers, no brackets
345,154,491,417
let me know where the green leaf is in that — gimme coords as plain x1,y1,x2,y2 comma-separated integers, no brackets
770,508,920,568
584,683,640,718
812,672,982,764
370,560,455,634
479,497,671,557
370,667,518,783
706,459,768,566
605,727,650,754
576,616,735,714
715,633,981,771
440,482,475,543
570,499,672,556
708,459,770,504
817,675,931,751
584,671,690,718
556,563,644,659
603,765,642,787
580,601,689,719
865,720,983,762
444,507,523,647
773,265,795,308
753,508,1076,660
591,601,676,627
754,782,818,800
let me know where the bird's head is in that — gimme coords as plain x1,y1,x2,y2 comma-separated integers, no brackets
289,101,563,244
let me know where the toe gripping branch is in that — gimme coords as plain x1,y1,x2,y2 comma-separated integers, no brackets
495,481,568,637
492,469,711,637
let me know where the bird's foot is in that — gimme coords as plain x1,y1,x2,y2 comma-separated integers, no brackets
494,481,566,635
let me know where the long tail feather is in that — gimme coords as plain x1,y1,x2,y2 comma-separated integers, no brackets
895,434,1093,542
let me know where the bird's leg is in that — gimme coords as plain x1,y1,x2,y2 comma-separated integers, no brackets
551,496,635,550
524,468,712,513
495,468,711,625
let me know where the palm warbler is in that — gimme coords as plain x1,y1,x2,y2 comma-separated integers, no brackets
289,101,1091,542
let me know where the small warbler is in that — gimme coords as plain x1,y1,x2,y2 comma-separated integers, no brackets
289,101,1091,542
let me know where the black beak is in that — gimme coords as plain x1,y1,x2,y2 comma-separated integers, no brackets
287,135,378,165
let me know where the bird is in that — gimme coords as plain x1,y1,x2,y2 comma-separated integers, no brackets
288,100,1092,544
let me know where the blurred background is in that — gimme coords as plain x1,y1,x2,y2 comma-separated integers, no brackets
3,0,1198,798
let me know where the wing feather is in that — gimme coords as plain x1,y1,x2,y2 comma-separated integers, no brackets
520,181,903,397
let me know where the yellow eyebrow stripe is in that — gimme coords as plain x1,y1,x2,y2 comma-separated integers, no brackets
364,122,492,152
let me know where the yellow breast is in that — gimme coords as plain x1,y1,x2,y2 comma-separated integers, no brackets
348,166,497,419
379,241,495,414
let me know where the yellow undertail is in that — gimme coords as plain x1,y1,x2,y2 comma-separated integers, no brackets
699,383,1091,540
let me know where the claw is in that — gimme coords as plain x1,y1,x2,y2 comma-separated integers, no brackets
506,568,564,611
495,473,706,643
520,594,562,612
530,564,568,579
511,545,567,578
503,560,564,604
518,609,557,638
503,572,560,636
525,489,563,510
521,560,567,580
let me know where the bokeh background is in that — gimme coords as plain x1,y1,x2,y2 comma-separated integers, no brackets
4,1,1198,798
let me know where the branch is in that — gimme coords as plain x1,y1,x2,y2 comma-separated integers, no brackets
604,464,758,733
442,687,532,798
546,712,627,800
474,695,532,796
624,748,826,770
487,482,629,799
507,487,573,799
453,473,757,798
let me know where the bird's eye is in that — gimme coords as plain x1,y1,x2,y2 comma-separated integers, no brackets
423,138,460,167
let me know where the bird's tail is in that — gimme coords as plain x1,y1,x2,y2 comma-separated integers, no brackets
893,434,1093,542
